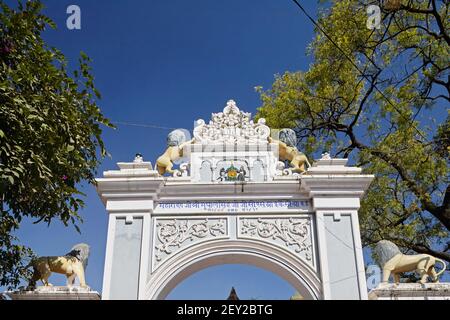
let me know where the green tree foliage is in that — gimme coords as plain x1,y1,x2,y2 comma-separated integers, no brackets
0,1,112,288
257,0,449,263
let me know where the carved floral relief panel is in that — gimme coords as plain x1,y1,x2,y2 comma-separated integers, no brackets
238,215,315,270
152,218,228,271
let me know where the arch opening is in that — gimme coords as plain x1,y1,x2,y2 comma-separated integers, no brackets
166,264,299,300
147,240,321,300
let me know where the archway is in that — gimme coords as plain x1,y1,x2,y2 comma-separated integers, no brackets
98,102,372,300
145,240,322,300
166,264,297,300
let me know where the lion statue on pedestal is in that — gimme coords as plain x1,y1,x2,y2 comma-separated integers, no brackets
374,240,447,284
27,243,90,289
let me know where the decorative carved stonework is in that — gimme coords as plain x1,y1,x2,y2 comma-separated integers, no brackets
321,152,331,160
275,161,301,177
193,100,270,145
173,162,190,177
239,217,313,265
153,218,227,269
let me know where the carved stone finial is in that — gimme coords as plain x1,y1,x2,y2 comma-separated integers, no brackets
225,99,238,112
134,153,143,163
321,152,331,160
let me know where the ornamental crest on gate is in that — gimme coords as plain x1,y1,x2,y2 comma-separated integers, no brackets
217,163,248,182
193,100,270,145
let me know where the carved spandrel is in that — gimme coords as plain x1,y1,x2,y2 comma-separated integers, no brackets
153,218,227,270
239,217,314,267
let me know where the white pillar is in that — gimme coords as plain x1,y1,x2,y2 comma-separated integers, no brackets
96,159,162,300
303,158,373,300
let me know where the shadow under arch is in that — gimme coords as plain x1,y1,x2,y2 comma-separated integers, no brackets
146,239,322,300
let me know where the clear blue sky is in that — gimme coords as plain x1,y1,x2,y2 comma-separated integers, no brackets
7,0,446,299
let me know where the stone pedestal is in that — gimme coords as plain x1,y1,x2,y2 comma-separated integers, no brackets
369,283,450,300
5,286,101,300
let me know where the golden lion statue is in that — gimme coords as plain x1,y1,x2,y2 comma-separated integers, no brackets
156,129,193,175
374,240,447,284
27,243,90,289
269,129,310,173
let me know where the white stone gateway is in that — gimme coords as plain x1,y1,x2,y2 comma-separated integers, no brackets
96,100,374,300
